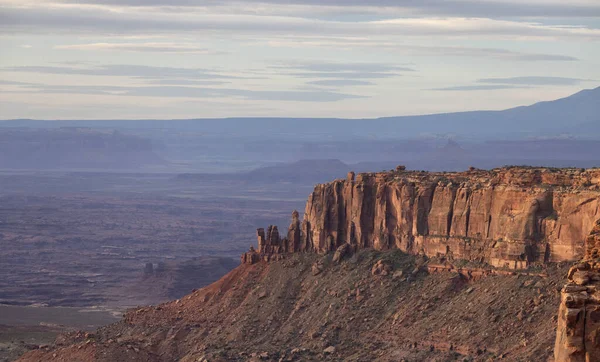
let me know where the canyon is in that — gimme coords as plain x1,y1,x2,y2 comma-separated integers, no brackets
17,166,600,361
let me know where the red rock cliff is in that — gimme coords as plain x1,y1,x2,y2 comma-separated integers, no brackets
300,167,600,268
554,219,600,362
245,167,600,269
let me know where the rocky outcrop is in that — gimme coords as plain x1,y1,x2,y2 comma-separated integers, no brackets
287,210,304,252
554,220,600,362
241,224,290,264
332,243,351,263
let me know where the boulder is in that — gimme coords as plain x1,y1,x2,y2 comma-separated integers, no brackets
371,260,392,276
312,262,323,276
333,243,351,263
323,346,336,354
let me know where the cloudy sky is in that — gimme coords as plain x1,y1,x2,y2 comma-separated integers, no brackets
0,0,599,119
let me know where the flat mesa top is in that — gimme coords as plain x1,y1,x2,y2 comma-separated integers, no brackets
338,166,600,189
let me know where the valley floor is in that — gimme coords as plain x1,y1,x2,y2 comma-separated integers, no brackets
0,305,120,362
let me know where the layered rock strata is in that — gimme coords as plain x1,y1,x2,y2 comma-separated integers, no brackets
245,167,600,269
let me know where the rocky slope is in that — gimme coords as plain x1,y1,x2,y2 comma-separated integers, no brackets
19,250,571,361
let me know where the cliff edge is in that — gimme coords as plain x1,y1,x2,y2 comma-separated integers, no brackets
244,166,600,269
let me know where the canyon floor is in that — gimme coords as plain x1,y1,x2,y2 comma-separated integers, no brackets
19,250,570,362
0,305,120,362
0,170,306,361
0,171,305,308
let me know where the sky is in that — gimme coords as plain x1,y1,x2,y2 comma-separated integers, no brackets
0,0,599,119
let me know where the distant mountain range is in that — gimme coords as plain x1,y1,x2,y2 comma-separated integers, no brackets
378,85,600,138
1,86,599,140
1,87,599,172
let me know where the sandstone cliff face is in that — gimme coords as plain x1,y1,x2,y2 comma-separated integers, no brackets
554,220,600,362
295,167,600,268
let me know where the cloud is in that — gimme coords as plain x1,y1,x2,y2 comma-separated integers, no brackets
289,72,400,79
48,0,600,18
54,42,223,54
0,80,38,86
269,61,413,80
477,76,588,86
398,45,579,62
3,64,240,80
146,79,230,86
272,61,414,73
430,76,592,91
1,1,597,119
431,85,529,91
511,53,578,62
264,38,580,61
2,5,599,40
307,79,374,86
1,80,365,102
